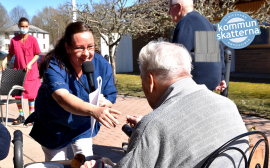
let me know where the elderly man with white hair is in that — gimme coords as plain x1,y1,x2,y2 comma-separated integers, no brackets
81,41,248,168
168,0,227,92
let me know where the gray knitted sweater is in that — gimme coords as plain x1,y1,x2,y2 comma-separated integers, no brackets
115,78,248,168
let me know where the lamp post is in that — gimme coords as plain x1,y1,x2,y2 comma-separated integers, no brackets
54,20,59,39
72,0,76,22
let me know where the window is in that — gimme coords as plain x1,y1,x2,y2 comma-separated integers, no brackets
251,26,269,45
5,44,10,50
43,44,45,49
5,33,9,39
43,34,45,39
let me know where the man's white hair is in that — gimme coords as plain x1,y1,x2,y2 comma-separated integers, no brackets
138,39,192,82
171,0,193,8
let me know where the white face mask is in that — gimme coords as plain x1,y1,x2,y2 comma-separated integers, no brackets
20,28,29,34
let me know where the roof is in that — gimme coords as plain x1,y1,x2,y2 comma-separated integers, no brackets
5,24,49,34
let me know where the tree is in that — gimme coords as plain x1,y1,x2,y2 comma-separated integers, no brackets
31,6,71,46
64,0,173,85
0,3,12,48
9,5,29,24
194,0,270,28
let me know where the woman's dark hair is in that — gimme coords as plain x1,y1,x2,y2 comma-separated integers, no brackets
18,17,29,25
39,21,94,79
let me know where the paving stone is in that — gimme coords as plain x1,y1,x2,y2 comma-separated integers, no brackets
1,95,270,167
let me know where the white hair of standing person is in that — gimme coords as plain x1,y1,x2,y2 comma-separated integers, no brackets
138,39,192,82
171,0,193,8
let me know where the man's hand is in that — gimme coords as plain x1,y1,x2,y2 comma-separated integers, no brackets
214,80,227,92
80,160,113,168
80,160,97,168
126,115,143,129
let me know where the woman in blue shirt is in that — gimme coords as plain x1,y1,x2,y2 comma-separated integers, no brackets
26,22,120,161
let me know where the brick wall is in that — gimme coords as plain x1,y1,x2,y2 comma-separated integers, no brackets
132,33,168,72
235,48,270,73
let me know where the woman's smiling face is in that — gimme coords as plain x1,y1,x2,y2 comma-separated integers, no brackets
66,31,95,71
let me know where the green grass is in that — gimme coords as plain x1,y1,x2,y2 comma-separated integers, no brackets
116,74,270,119
228,82,270,118
116,74,145,97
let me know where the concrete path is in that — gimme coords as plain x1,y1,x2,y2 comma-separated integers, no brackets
0,95,269,167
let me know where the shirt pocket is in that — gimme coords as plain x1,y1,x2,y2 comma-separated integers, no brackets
25,69,36,81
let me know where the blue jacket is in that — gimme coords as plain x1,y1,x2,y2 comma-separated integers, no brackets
173,11,225,90
29,53,117,149
0,123,10,160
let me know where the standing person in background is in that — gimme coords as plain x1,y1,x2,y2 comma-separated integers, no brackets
168,0,227,92
1,17,41,126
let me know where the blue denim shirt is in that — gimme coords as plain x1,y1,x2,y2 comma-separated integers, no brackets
29,53,117,149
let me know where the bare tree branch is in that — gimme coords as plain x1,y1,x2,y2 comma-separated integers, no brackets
9,5,29,24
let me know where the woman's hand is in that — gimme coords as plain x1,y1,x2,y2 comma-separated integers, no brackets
1,53,14,71
98,94,106,107
52,89,121,129
25,54,39,73
98,94,113,108
25,62,32,73
92,106,121,129
1,60,6,71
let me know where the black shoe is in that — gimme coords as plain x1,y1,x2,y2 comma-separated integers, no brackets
12,115,25,125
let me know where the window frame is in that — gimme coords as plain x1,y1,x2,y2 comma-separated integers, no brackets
5,44,10,50
247,22,270,48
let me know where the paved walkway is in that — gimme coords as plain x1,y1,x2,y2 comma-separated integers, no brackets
0,95,269,167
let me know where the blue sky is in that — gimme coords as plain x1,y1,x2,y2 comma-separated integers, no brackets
1,0,135,19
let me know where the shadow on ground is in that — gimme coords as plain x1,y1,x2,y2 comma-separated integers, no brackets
66,144,125,163
2,117,16,123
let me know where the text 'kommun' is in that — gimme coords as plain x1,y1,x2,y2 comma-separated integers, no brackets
216,11,261,49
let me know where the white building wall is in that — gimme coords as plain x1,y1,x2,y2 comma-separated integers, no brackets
100,35,109,60
1,34,16,53
100,33,133,73
36,33,50,53
0,35,3,50
115,35,133,73
3,38,10,53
